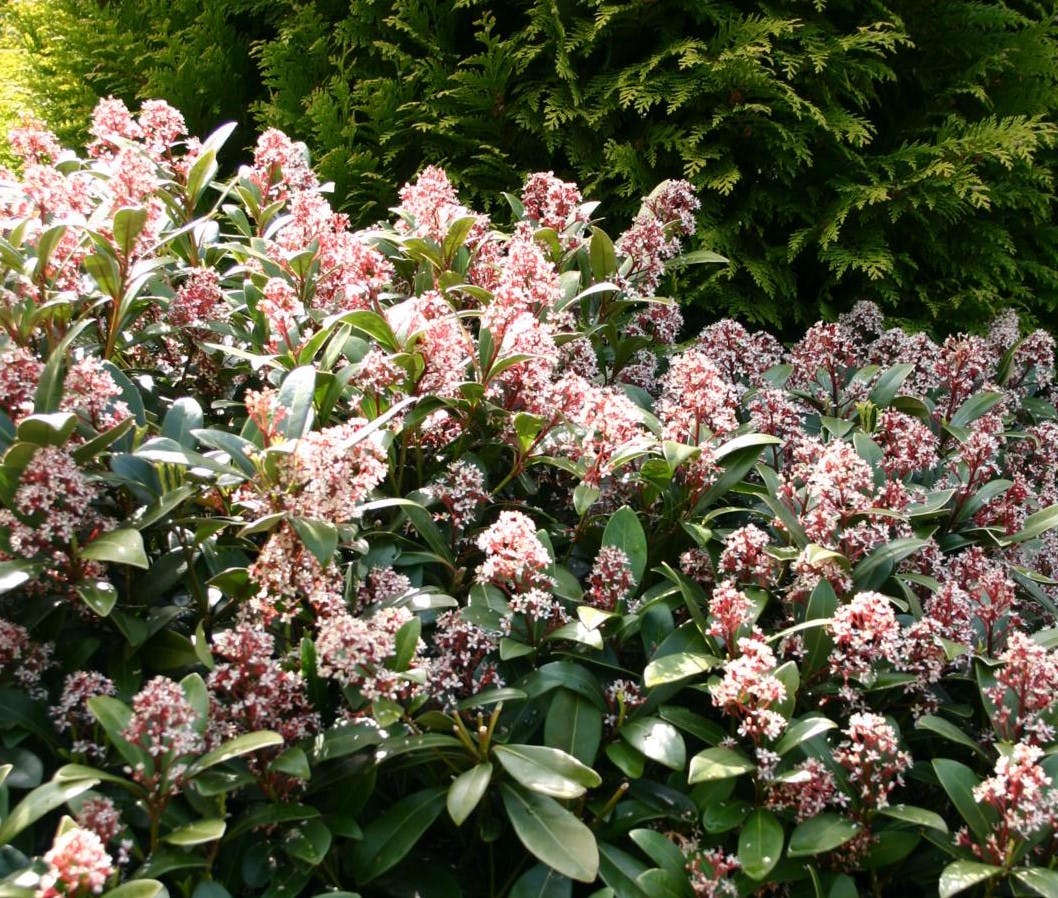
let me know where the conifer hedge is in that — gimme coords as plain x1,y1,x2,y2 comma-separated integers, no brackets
7,0,1058,330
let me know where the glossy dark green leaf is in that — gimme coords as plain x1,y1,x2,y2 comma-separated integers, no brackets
494,744,601,798
509,864,572,898
500,784,599,882
933,759,995,841
939,861,1001,898
787,814,860,857
620,717,685,770
643,652,717,688
1014,867,1058,898
688,747,755,783
544,689,602,766
75,579,118,616
283,819,332,866
276,366,316,439
446,762,492,826
351,787,446,882
738,809,784,880
0,777,98,846
162,819,226,846
598,842,651,898
186,730,284,778
602,505,648,585
80,529,149,569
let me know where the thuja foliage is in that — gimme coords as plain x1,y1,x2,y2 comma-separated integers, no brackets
8,0,1058,331
3,102,1058,898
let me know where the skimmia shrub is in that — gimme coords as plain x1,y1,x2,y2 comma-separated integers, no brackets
0,101,1057,898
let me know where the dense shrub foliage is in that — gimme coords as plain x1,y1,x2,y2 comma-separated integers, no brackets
7,0,1058,330
1,103,1058,898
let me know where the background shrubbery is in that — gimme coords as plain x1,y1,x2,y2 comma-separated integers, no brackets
1,102,1058,898
4,0,1058,330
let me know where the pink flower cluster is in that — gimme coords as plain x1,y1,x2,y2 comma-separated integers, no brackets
36,827,114,898
833,713,911,810
710,636,787,742
121,676,205,793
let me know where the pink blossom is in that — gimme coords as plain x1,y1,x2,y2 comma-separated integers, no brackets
958,741,1058,864
247,526,344,625
694,319,782,387
0,616,53,699
657,347,741,443
685,845,740,898
868,328,941,397
0,344,43,421
315,607,422,703
643,179,700,235
137,100,186,160
257,277,305,351
490,227,562,319
985,630,1058,744
8,117,62,165
396,165,479,243
604,679,645,729
244,128,317,202
706,580,755,653
430,610,503,706
122,676,205,793
833,712,910,810
476,511,553,591
828,591,901,684
87,97,143,158
75,797,124,849
718,524,776,586
207,622,318,783
789,321,861,403
61,357,132,431
587,545,636,611
520,171,587,235
874,410,938,478
616,214,677,295
37,827,114,897
51,671,116,760
766,757,842,821
169,269,226,329
356,567,413,609
429,460,487,532
837,300,886,340
710,635,788,742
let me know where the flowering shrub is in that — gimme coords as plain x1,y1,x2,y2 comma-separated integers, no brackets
0,100,1057,898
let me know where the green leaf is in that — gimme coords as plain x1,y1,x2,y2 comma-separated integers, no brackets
163,819,226,846
0,561,34,594
787,814,860,857
774,715,836,755
446,762,492,826
87,695,143,769
949,391,1004,428
102,882,169,898
0,777,98,845
597,842,651,898
290,517,338,566
509,864,572,898
643,652,718,688
738,809,784,880
916,715,987,757
113,206,148,258
601,505,648,585
619,717,685,770
80,529,149,569
269,747,311,780
162,398,204,448
853,538,928,590
590,227,617,280
283,818,332,866
16,412,78,447
544,690,602,766
939,861,1002,898
500,784,599,883
75,579,118,616
933,759,995,841
186,731,284,778
878,804,948,832
688,747,755,783
389,615,422,673
1014,868,1058,898
351,787,446,882
493,744,601,799
277,366,316,439
1002,503,1058,545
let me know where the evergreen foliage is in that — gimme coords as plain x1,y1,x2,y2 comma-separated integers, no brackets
7,0,1058,330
